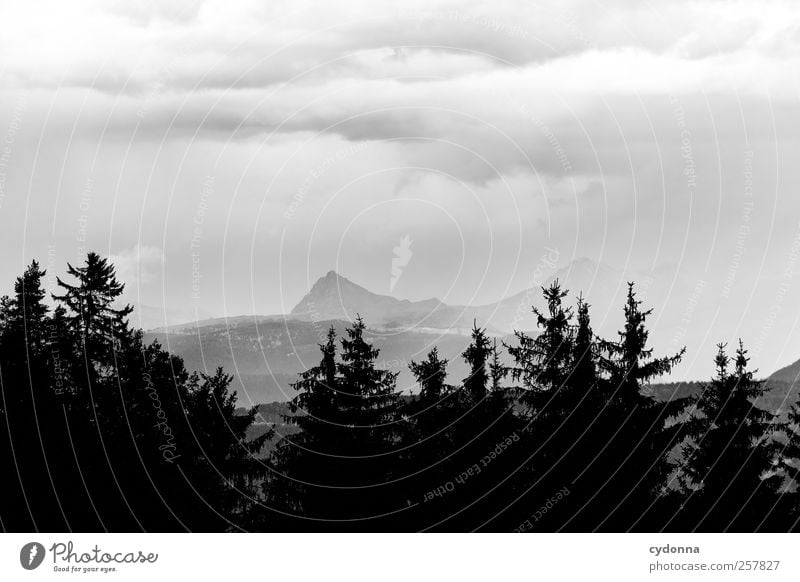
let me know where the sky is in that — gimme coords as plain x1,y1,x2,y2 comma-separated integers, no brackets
1,0,800,379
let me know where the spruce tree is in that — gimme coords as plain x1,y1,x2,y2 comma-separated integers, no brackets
410,346,449,404
782,401,800,530
507,281,573,395
489,339,507,392
267,318,404,530
266,327,340,519
502,285,605,531
184,367,268,526
588,283,686,531
0,261,62,530
462,322,492,403
54,252,133,352
678,342,782,531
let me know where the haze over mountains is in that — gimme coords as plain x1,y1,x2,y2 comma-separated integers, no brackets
290,258,622,335
147,258,615,402
145,257,800,405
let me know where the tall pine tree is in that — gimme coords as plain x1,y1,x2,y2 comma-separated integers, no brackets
677,342,782,531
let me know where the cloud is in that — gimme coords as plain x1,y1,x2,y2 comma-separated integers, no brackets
3,0,800,378
109,244,166,288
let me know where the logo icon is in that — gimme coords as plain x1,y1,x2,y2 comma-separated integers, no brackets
20,542,45,570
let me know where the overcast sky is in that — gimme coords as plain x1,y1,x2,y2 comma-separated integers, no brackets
2,0,800,379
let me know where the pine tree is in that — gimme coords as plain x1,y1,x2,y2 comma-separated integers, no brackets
0,254,267,532
291,326,338,440
501,285,606,531
782,401,800,530
54,252,133,351
184,367,268,526
337,316,401,444
489,339,507,392
462,322,492,403
425,322,519,531
336,316,402,522
507,281,573,395
266,327,340,518
0,261,62,530
571,295,596,390
678,342,782,531
11,261,50,352
599,283,685,406
411,347,449,404
583,283,686,530
267,317,404,530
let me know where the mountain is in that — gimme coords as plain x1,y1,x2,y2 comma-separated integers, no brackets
145,317,482,403
769,359,800,385
764,360,800,416
470,257,624,334
290,270,482,333
143,258,631,404
289,259,622,335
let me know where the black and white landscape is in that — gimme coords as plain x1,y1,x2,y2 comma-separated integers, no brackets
2,0,800,533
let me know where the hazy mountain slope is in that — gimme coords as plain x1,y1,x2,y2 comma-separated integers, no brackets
289,259,621,335
765,361,800,415
471,257,624,333
290,270,482,332
145,318,482,403
144,258,800,406
143,258,624,403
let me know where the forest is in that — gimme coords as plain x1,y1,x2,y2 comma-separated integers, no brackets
2,252,800,532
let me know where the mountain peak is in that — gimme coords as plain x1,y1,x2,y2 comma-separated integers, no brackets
290,270,468,330
309,270,350,291
291,270,371,318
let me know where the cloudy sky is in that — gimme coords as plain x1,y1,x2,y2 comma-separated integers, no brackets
2,0,800,379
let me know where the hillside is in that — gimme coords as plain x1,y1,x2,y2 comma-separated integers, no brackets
146,317,485,403
146,260,800,408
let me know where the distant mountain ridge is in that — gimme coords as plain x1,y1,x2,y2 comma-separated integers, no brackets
145,259,800,406
144,258,625,402
290,270,462,330
289,258,622,335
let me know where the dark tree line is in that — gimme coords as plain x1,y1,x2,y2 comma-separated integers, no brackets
0,254,266,532
2,254,800,532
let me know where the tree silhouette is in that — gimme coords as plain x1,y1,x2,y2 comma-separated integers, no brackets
677,342,782,531
0,254,266,532
1,256,798,533
266,317,403,530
